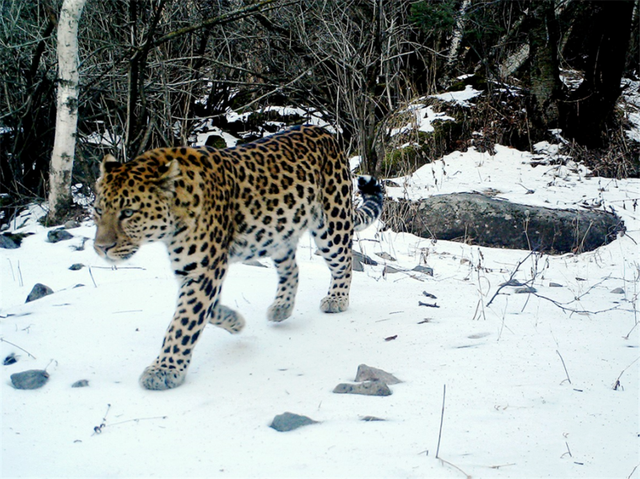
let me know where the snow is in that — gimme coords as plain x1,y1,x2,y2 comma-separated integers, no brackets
430,85,483,108
2,146,639,478
390,104,455,137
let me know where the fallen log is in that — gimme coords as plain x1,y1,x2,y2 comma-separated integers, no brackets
382,192,624,254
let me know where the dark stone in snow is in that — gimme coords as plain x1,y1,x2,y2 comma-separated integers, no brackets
611,287,625,294
383,265,402,274
47,228,73,243
64,220,80,229
515,286,537,294
333,381,392,396
71,379,89,388
4,353,18,365
355,364,402,385
353,251,378,266
352,256,364,272
26,283,54,303
360,416,385,422
375,252,396,261
0,234,18,249
69,263,84,271
549,282,563,288
11,369,49,389
270,412,317,432
242,259,267,268
412,265,434,276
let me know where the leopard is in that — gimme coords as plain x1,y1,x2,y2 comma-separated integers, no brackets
93,125,384,390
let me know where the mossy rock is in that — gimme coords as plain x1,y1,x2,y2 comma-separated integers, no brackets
205,135,227,149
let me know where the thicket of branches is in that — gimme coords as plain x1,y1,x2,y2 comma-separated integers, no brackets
1,0,638,224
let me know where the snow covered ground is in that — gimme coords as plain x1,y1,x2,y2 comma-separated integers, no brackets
1,144,639,478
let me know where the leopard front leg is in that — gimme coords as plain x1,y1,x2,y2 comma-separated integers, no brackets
140,274,223,390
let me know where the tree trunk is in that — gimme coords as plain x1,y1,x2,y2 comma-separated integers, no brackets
559,0,635,147
527,1,561,131
442,0,471,88
48,0,86,224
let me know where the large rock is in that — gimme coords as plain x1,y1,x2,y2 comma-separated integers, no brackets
383,193,624,254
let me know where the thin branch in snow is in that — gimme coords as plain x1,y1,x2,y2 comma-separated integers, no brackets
556,350,572,385
435,384,446,459
0,338,37,359
486,252,535,307
613,355,640,391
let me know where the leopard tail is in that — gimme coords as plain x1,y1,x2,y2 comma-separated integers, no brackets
353,175,384,232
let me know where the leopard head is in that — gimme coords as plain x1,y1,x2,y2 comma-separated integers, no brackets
93,153,181,262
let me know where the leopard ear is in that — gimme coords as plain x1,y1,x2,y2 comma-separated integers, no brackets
100,154,120,176
154,159,181,194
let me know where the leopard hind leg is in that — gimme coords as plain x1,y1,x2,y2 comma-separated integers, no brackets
209,303,245,333
311,224,353,314
267,247,299,322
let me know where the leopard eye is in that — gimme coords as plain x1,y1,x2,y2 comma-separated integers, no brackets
120,208,135,219
94,206,103,216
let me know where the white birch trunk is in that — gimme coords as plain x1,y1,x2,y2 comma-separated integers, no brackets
48,0,86,223
443,0,471,84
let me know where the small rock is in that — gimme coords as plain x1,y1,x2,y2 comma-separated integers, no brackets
383,265,402,274
375,252,396,261
11,369,49,389
26,283,54,303
353,251,378,266
69,263,84,271
610,287,625,294
352,256,364,272
270,412,317,432
47,228,73,243
412,265,434,276
243,259,267,268
360,416,385,422
549,282,563,288
501,279,524,287
355,364,402,385
515,286,537,294
71,379,89,388
333,381,392,397
4,353,18,365
64,220,80,229
0,234,18,249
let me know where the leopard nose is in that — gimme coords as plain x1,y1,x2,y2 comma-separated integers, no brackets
94,242,116,257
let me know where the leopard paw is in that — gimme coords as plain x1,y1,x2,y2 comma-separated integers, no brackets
210,304,245,334
139,365,186,390
320,295,349,313
267,299,294,322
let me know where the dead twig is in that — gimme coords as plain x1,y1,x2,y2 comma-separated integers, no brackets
613,355,640,391
0,338,36,359
435,384,446,459
486,252,535,307
556,350,572,385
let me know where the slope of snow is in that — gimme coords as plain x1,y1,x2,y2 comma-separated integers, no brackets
2,147,638,478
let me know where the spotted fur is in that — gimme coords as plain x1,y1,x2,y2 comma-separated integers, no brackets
93,125,383,390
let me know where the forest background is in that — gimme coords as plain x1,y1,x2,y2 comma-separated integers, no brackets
1,0,639,225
